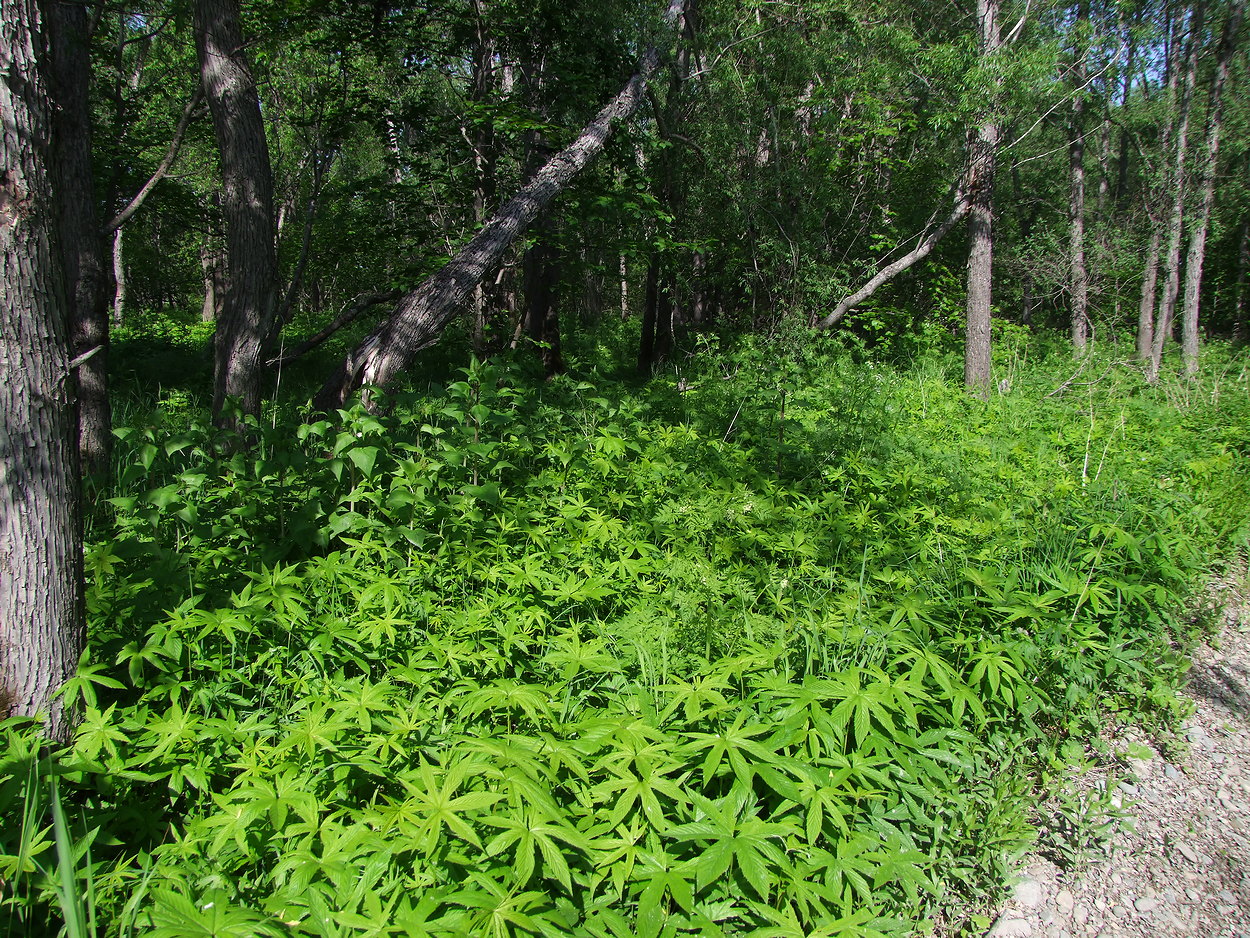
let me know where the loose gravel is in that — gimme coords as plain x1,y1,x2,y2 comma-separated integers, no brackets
985,572,1250,938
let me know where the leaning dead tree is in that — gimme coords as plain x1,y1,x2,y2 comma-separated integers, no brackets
316,0,688,411
814,182,975,331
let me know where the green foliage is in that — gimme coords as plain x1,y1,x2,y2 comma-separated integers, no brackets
4,344,1248,936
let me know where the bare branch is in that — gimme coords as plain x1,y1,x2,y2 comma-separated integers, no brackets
104,87,204,234
267,291,403,368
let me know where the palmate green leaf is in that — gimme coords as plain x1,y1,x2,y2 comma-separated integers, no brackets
586,817,647,901
450,870,554,937
869,836,936,904
462,679,552,728
276,701,353,758
667,790,794,899
632,845,697,938
483,809,592,892
586,760,688,833
385,758,501,851
268,816,382,896
682,711,778,787
658,673,734,724
147,888,284,937
747,900,892,938
72,704,129,763
542,630,621,681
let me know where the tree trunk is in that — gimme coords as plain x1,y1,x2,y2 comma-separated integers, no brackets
1068,3,1091,354
619,252,630,319
1234,215,1249,345
965,0,1001,398
1149,0,1204,382
1137,227,1161,360
47,0,109,470
316,0,688,411
1068,120,1090,352
1180,0,1243,375
1114,11,1138,208
194,0,278,425
0,0,85,743
469,0,498,352
523,218,564,378
200,241,219,322
111,226,125,326
638,257,675,373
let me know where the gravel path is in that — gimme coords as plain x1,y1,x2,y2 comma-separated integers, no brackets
986,575,1250,938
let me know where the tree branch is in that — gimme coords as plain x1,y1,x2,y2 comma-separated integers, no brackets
103,87,204,235
816,186,972,330
267,290,402,367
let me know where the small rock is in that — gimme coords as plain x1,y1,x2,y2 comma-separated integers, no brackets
1014,878,1044,909
1135,897,1159,913
990,917,1032,937
1074,905,1090,925
1218,890,1236,903
1175,842,1199,863
1165,764,1182,780
1056,889,1075,913
1185,887,1202,901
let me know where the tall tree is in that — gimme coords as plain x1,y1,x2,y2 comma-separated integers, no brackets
194,0,279,425
1180,0,1244,374
964,0,1002,396
1149,0,1204,381
47,0,109,470
1067,1,1091,354
1,0,86,742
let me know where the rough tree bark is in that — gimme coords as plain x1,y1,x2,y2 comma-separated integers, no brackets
964,0,1002,397
1180,0,1243,376
1068,1,1091,354
1137,226,1161,360
1148,0,1204,383
47,0,109,471
316,0,688,411
1,0,86,742
110,226,125,326
194,0,279,425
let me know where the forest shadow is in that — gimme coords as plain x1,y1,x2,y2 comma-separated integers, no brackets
1187,656,1250,723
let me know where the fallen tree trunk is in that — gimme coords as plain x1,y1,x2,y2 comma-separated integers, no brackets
315,0,687,411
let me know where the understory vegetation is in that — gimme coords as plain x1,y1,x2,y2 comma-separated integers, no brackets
3,328,1249,937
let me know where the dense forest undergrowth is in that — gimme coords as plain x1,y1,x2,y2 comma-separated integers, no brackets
3,323,1249,938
